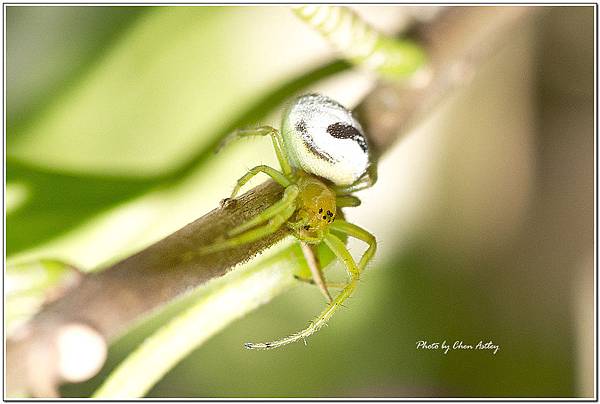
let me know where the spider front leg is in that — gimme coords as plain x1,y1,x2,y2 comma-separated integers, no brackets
229,165,291,200
227,184,299,237
245,221,377,350
219,126,293,177
196,187,298,255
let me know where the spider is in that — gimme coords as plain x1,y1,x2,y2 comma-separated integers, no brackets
198,93,377,350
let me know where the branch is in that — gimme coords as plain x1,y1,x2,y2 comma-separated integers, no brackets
93,240,302,398
360,6,536,157
6,6,538,397
7,182,288,397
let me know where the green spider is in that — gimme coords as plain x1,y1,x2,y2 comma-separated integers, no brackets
199,93,378,350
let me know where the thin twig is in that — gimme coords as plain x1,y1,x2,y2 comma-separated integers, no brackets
6,6,537,397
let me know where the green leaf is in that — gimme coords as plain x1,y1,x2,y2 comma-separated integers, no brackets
6,159,156,256
7,6,350,261
7,6,148,138
8,7,340,175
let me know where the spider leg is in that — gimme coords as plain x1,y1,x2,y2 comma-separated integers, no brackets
293,275,346,289
230,165,291,199
287,214,325,244
336,195,361,208
219,126,293,177
228,185,298,237
245,232,362,350
300,242,333,303
245,221,377,350
329,220,377,270
333,179,371,194
197,204,296,255
286,210,309,230
333,164,378,194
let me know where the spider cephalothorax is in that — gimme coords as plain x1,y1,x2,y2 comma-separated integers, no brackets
289,173,337,241
198,93,377,350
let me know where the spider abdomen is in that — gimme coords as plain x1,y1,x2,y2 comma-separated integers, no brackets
281,93,371,186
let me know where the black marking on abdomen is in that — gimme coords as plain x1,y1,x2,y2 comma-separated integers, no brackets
326,122,368,153
295,120,336,164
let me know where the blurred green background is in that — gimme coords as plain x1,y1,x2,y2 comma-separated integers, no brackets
6,6,595,398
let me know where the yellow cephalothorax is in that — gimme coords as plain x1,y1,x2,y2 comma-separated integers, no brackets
197,93,377,350
291,173,337,241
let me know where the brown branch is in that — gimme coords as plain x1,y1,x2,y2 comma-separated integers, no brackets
7,181,288,397
6,6,538,397
360,6,536,156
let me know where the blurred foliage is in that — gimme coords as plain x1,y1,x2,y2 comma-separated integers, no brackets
6,158,156,255
63,241,574,397
7,6,148,135
6,58,348,257
6,5,593,399
6,259,81,333
6,6,349,263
